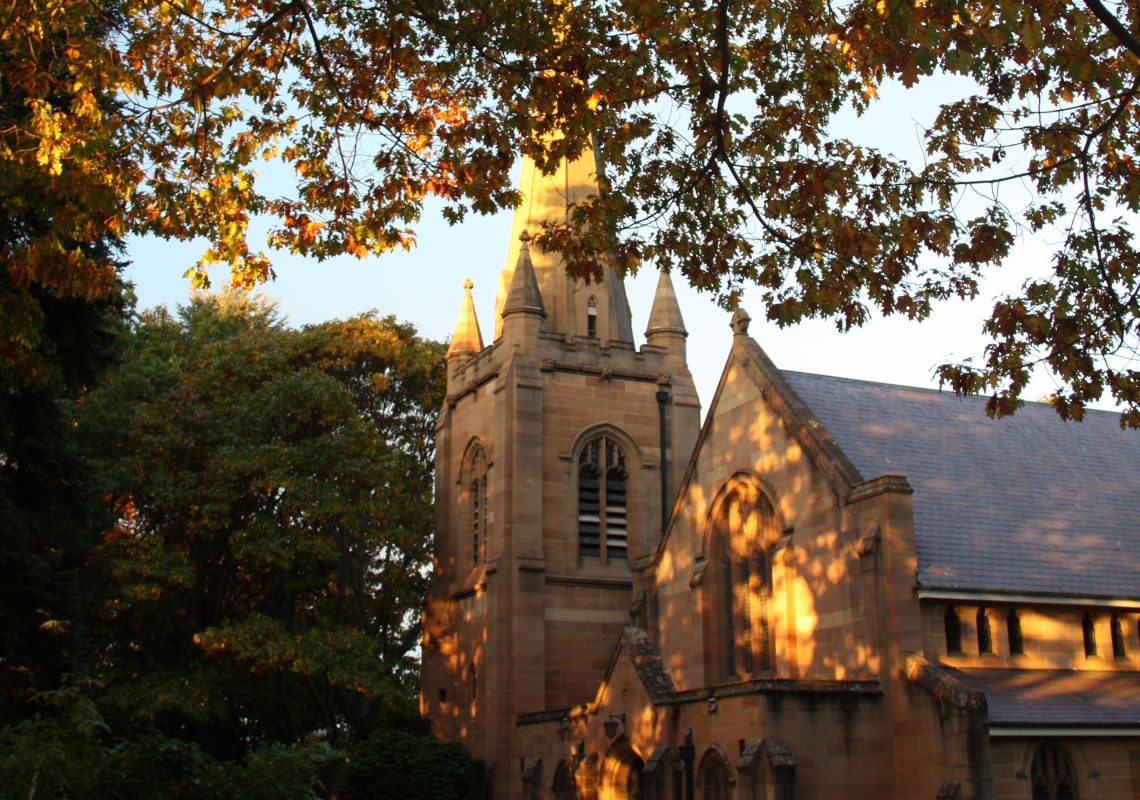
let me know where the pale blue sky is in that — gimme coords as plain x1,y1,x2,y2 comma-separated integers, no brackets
124,77,1097,418
125,198,1070,420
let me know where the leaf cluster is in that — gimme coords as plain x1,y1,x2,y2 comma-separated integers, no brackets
74,293,445,761
8,0,1140,418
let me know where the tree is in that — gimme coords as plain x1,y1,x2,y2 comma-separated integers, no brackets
76,294,445,762
0,0,130,713
6,0,1140,421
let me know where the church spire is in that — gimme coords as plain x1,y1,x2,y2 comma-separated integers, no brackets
645,268,688,364
645,269,687,340
446,278,484,361
501,231,546,321
493,138,634,344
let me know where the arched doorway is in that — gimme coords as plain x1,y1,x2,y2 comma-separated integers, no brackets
601,736,646,800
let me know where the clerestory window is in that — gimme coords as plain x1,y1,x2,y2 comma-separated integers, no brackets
1082,613,1097,657
1007,608,1024,655
977,607,993,654
578,435,628,561
945,607,962,653
1111,614,1126,658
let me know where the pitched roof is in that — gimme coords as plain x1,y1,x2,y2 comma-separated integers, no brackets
781,371,1140,599
949,667,1140,729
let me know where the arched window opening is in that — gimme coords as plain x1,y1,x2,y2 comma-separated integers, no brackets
469,446,489,564
553,761,578,800
711,482,776,681
1082,613,1097,657
977,607,993,654
1031,742,1079,800
586,296,598,338
945,607,962,653
578,435,628,562
698,749,731,800
602,741,645,800
1111,614,1126,658
1007,608,1024,655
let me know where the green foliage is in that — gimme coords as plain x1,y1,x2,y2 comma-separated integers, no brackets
0,688,333,800
340,727,485,800
74,292,445,760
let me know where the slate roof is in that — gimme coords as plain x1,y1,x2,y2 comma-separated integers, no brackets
781,371,1140,598
949,667,1140,729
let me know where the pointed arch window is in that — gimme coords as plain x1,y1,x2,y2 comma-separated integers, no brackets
711,482,776,681
553,761,578,800
945,607,962,653
697,749,731,800
1111,614,1126,658
1007,608,1024,655
1031,742,1079,800
1082,613,1097,657
469,446,489,564
977,607,993,654
578,435,628,561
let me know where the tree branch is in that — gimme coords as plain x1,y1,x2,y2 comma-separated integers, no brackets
1083,0,1140,61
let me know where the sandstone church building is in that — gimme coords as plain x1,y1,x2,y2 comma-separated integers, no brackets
421,143,1140,800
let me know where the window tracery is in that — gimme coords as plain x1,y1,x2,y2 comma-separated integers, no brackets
467,445,489,564
1030,742,1079,800
578,434,629,561
710,481,776,681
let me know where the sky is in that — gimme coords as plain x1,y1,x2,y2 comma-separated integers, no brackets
123,77,1109,419
125,203,1075,421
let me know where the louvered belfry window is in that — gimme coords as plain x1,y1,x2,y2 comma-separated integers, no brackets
578,435,628,561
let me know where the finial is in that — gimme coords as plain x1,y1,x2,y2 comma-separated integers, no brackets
447,276,484,359
731,307,751,336
519,229,532,243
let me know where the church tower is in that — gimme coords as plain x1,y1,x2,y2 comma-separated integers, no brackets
422,143,700,798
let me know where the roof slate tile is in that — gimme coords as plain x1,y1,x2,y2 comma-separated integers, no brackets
782,372,1140,598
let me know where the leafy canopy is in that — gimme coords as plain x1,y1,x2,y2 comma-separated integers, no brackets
77,293,445,757
6,0,1140,420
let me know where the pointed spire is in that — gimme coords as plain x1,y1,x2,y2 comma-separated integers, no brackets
645,269,687,340
447,278,484,360
501,231,546,320
493,139,633,343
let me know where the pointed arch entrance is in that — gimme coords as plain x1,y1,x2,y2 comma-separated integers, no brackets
601,736,647,800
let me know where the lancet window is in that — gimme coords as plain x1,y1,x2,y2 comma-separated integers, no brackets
945,607,962,653
468,446,489,564
1031,742,1079,800
977,607,993,654
1082,613,1097,657
710,481,776,681
1007,608,1024,655
578,435,629,561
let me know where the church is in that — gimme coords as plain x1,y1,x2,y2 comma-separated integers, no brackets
420,143,1140,800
